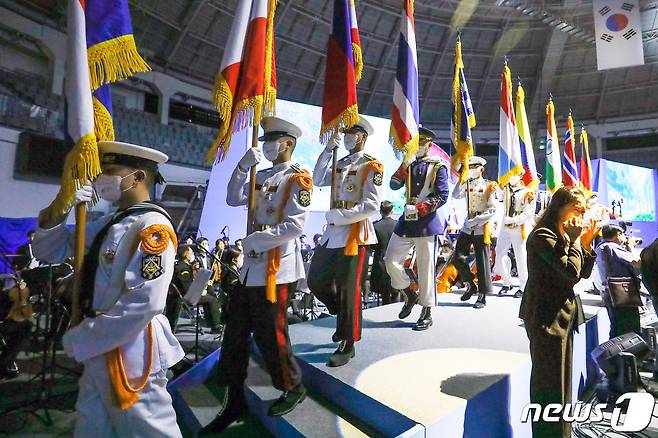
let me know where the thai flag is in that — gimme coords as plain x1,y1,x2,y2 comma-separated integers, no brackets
389,0,419,160
320,0,361,144
497,64,523,186
208,0,277,162
562,113,579,187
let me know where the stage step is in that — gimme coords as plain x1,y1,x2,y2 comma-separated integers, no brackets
244,357,383,437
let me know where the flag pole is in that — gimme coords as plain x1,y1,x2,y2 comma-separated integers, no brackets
70,203,87,326
247,125,259,234
330,146,338,209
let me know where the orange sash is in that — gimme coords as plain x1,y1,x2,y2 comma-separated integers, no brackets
265,172,314,303
344,160,383,256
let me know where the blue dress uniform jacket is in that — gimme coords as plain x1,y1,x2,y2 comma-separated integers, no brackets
390,157,450,238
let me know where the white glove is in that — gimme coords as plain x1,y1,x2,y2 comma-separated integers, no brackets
503,216,516,225
238,147,262,170
74,183,94,205
325,134,341,153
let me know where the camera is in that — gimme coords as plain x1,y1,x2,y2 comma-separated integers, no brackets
618,221,643,246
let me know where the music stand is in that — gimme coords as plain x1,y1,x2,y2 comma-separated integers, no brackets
183,268,212,363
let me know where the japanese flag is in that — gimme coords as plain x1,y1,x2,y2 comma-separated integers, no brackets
594,0,644,70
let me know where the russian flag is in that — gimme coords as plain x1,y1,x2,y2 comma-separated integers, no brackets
497,64,524,186
390,0,419,160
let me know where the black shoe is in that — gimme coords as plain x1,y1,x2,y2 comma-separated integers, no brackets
398,288,418,319
413,307,433,331
327,341,355,367
460,282,477,301
473,294,486,309
268,384,307,416
498,285,511,296
198,385,247,436
513,289,523,299
211,325,224,335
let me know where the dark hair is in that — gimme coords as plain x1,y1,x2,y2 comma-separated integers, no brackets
197,237,208,244
177,245,194,258
225,246,241,263
313,233,322,243
602,225,624,240
534,186,587,233
380,200,393,216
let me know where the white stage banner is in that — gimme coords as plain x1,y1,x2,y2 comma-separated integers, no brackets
593,0,644,70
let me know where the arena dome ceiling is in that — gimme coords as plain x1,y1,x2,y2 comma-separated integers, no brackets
13,0,658,132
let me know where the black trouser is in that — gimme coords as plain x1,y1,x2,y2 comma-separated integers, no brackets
308,244,367,342
216,282,301,391
380,285,401,305
453,232,493,295
165,291,183,331
603,293,641,339
199,294,222,329
0,319,32,372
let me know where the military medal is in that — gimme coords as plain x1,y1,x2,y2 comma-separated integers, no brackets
103,249,116,262
346,183,356,192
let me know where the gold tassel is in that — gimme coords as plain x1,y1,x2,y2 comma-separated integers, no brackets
319,104,359,145
521,224,526,240
105,322,154,410
352,42,363,84
48,133,101,217
483,223,491,245
93,96,115,141
265,248,280,303
87,35,151,91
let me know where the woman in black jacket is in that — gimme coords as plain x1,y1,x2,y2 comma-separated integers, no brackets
519,186,599,438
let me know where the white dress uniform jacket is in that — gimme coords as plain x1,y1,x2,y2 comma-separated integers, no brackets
503,185,536,230
227,161,310,287
33,208,184,437
452,177,498,235
313,150,383,249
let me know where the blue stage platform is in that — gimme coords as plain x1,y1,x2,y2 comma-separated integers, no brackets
168,285,612,438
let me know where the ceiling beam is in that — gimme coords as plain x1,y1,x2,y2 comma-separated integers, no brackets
474,17,512,116
165,0,208,66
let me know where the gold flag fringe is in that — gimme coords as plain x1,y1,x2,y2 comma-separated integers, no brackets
498,163,525,188
48,133,101,216
87,35,151,91
389,126,419,162
264,0,278,116
352,42,363,84
319,104,359,145
92,96,115,141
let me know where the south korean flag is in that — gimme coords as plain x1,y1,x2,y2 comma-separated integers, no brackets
594,0,644,70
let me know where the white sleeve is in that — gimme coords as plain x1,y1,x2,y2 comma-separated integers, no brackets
452,182,466,199
244,179,310,254
512,193,537,225
313,150,333,187
327,166,383,226
63,219,175,362
32,213,111,264
226,164,250,207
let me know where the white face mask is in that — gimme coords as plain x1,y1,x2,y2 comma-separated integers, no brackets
468,168,481,180
416,142,430,159
343,133,359,151
263,140,283,162
93,171,138,202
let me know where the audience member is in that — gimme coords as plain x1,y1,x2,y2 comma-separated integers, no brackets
371,201,400,304
596,225,642,338
519,186,599,438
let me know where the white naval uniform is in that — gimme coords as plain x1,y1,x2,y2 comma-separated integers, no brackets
313,149,383,247
452,177,498,234
33,209,184,438
493,184,535,290
227,160,309,287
